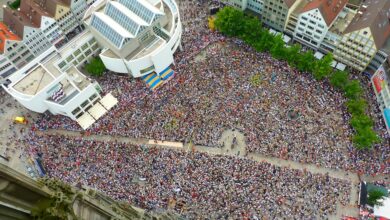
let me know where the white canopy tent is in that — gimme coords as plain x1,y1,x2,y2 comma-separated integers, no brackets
88,102,107,120
99,93,118,110
76,113,96,130
336,62,347,71
331,60,337,67
314,51,324,60
374,197,390,219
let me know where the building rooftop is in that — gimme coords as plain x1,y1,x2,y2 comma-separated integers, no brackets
284,0,298,8
301,0,348,26
3,7,39,39
329,7,357,34
344,0,390,49
13,65,55,95
0,22,21,53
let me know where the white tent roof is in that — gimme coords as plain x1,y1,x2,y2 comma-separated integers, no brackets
88,102,107,120
374,197,390,219
269,29,278,35
331,60,337,67
282,35,291,43
76,113,96,130
336,62,347,71
314,51,324,60
99,93,118,110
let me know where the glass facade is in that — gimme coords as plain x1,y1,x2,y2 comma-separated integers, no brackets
90,15,124,48
119,0,155,23
105,3,140,36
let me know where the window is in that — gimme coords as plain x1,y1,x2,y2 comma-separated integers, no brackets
81,100,89,108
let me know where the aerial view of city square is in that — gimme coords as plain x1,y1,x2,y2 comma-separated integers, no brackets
0,0,389,219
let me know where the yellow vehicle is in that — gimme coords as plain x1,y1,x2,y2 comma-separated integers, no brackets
14,117,27,124
208,16,215,31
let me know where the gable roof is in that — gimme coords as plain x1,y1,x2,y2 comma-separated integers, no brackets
344,0,390,49
301,0,348,26
284,0,298,8
0,22,21,53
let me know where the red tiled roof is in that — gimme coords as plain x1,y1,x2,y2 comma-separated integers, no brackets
0,22,21,53
301,0,348,26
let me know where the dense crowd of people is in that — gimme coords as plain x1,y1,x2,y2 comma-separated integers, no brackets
27,134,351,219
22,0,389,218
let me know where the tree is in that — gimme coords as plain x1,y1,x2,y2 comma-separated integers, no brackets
343,80,363,99
241,16,262,46
350,114,373,131
85,57,106,77
8,0,20,9
346,99,367,116
367,189,388,207
254,30,274,52
330,70,349,90
214,7,245,37
285,44,301,66
312,53,333,80
296,51,315,72
270,35,286,60
353,127,380,150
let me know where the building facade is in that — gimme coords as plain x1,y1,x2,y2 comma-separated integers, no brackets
293,0,347,49
2,32,118,129
85,0,182,87
261,0,301,32
333,0,390,72
371,65,390,134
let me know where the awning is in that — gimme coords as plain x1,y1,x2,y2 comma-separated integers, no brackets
331,60,337,67
99,93,118,110
282,35,291,43
76,112,96,130
314,51,324,60
336,63,347,71
88,102,107,120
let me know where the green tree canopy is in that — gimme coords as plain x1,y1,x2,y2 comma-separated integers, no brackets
313,53,333,80
296,50,316,72
241,16,262,46
344,80,363,99
270,35,286,60
346,98,367,116
367,189,388,207
350,114,374,131
353,127,380,150
214,7,245,37
285,44,301,66
85,57,106,77
330,70,349,90
8,0,20,9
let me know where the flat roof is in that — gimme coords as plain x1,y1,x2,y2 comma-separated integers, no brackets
329,8,357,34
13,65,55,95
126,35,164,60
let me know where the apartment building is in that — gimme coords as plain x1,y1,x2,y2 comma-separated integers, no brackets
4,7,53,57
333,0,390,72
293,0,347,49
223,0,263,14
0,23,21,78
261,0,301,32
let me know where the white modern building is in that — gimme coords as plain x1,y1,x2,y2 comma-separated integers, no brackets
84,0,182,90
2,32,117,129
1,0,182,128
294,0,347,49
